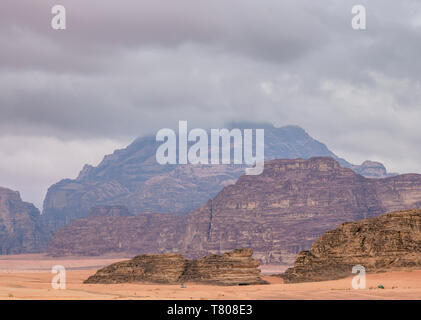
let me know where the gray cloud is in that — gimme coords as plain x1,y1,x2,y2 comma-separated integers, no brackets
1,0,421,206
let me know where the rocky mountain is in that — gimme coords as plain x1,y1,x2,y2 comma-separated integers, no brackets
281,209,421,283
0,187,50,254
42,123,394,231
48,206,187,257
48,157,420,264
84,248,266,286
182,157,421,264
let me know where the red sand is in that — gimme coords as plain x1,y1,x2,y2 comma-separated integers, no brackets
0,254,420,300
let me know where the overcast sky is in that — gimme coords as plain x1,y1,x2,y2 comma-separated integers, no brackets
1,0,421,209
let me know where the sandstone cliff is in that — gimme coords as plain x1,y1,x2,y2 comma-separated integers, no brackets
0,187,50,254
281,209,421,283
42,124,393,231
84,248,266,286
48,158,421,264
48,206,186,256
183,158,421,264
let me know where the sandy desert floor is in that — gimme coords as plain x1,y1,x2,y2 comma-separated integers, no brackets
0,254,420,300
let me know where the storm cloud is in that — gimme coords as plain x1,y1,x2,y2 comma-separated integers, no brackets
1,0,421,207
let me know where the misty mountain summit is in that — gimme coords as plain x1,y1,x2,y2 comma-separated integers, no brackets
42,123,394,231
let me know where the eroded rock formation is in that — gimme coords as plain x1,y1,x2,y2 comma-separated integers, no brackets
84,248,267,286
48,158,421,264
182,158,421,264
281,209,421,283
0,187,50,254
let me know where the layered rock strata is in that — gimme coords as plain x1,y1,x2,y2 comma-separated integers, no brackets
48,206,187,257
43,124,394,231
49,158,421,264
281,209,421,283
84,248,266,286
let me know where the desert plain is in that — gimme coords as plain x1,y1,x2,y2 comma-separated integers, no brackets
0,254,420,300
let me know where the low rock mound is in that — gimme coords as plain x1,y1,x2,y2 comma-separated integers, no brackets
84,248,267,286
281,209,421,283
85,253,187,284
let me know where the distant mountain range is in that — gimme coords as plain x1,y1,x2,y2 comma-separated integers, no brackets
48,157,421,264
42,123,395,232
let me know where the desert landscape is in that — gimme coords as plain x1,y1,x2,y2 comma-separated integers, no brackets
0,254,420,300
2,1,421,303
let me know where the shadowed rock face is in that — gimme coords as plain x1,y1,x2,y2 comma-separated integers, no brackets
42,124,393,231
281,209,421,283
0,187,51,254
84,248,267,286
48,158,421,264
48,207,187,257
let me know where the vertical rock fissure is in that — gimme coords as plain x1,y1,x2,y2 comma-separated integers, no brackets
207,200,213,241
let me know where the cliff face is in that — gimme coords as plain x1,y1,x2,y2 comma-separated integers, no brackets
281,209,421,283
42,124,393,231
48,158,421,264
182,157,419,264
0,187,50,254
84,248,266,286
48,206,187,257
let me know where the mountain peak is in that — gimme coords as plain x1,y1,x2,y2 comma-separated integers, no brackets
43,123,394,231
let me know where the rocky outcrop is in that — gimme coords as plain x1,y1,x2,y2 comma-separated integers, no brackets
48,158,421,264
84,248,267,286
179,248,265,285
0,187,50,254
85,253,187,284
281,209,421,283
42,123,393,231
